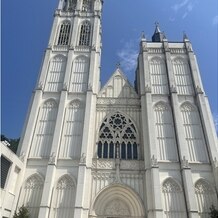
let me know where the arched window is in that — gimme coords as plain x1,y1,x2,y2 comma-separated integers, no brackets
70,56,89,92
79,21,91,46
149,57,169,94
30,100,58,158
195,179,218,217
63,0,77,11
173,58,194,95
181,103,208,162
22,174,44,218
97,113,138,160
59,100,84,158
52,175,76,218
82,0,92,12
154,103,178,161
45,55,67,92
58,22,71,45
162,178,186,217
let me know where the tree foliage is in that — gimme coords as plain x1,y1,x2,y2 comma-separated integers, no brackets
209,205,218,218
13,206,30,218
1,134,20,153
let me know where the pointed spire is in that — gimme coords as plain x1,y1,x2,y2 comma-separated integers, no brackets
141,31,146,42
116,62,121,69
183,31,189,41
154,22,161,33
152,22,165,42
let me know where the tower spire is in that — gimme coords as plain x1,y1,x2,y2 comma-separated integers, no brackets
152,22,165,42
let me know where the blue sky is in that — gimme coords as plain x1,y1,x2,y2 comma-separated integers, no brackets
2,0,218,138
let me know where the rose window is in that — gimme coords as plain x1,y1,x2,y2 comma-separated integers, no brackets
97,113,138,160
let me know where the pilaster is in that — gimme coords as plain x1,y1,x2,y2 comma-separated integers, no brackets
74,91,97,218
184,39,204,92
36,49,52,89
38,91,67,218
18,89,42,158
48,13,60,46
164,40,198,217
139,41,163,218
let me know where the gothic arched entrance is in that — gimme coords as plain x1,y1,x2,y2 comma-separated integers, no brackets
89,184,145,218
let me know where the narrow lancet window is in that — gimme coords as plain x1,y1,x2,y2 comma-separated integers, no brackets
63,0,77,11
82,0,92,12
79,21,91,46
58,22,71,45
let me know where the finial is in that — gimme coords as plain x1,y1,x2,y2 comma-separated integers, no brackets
155,21,159,27
154,21,161,33
116,62,121,69
163,31,167,39
183,31,189,41
141,31,145,39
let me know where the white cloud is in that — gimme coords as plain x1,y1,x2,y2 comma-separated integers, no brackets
117,40,138,75
212,15,218,25
171,0,197,20
172,0,189,12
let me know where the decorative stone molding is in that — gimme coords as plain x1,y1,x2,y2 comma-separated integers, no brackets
142,45,148,52
170,48,186,54
120,160,141,170
92,159,114,169
48,152,56,164
148,48,164,54
20,152,26,162
145,84,151,93
104,199,130,216
186,44,193,52
36,81,43,90
181,156,190,169
63,82,68,91
88,83,93,91
195,85,203,94
151,155,158,168
80,153,86,164
97,98,140,106
114,159,121,183
170,85,177,93
214,157,218,168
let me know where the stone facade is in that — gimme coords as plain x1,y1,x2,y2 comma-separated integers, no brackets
3,0,218,218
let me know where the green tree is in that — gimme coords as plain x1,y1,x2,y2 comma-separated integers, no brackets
13,206,30,218
1,134,20,153
209,205,218,218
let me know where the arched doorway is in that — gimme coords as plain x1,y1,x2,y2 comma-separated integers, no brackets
89,184,145,218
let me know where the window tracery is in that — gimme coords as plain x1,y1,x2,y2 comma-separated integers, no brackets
63,0,77,11
195,179,217,217
162,178,186,217
52,175,76,218
58,22,71,45
82,0,92,12
181,103,208,162
97,113,138,160
173,58,194,95
23,174,44,218
79,21,91,46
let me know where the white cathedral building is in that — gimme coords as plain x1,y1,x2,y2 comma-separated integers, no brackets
1,0,218,217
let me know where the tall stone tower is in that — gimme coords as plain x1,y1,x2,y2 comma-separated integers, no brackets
15,1,218,218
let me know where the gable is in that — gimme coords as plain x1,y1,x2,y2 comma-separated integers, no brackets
98,69,139,98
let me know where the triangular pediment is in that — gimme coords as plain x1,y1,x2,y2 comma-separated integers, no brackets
98,68,139,98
